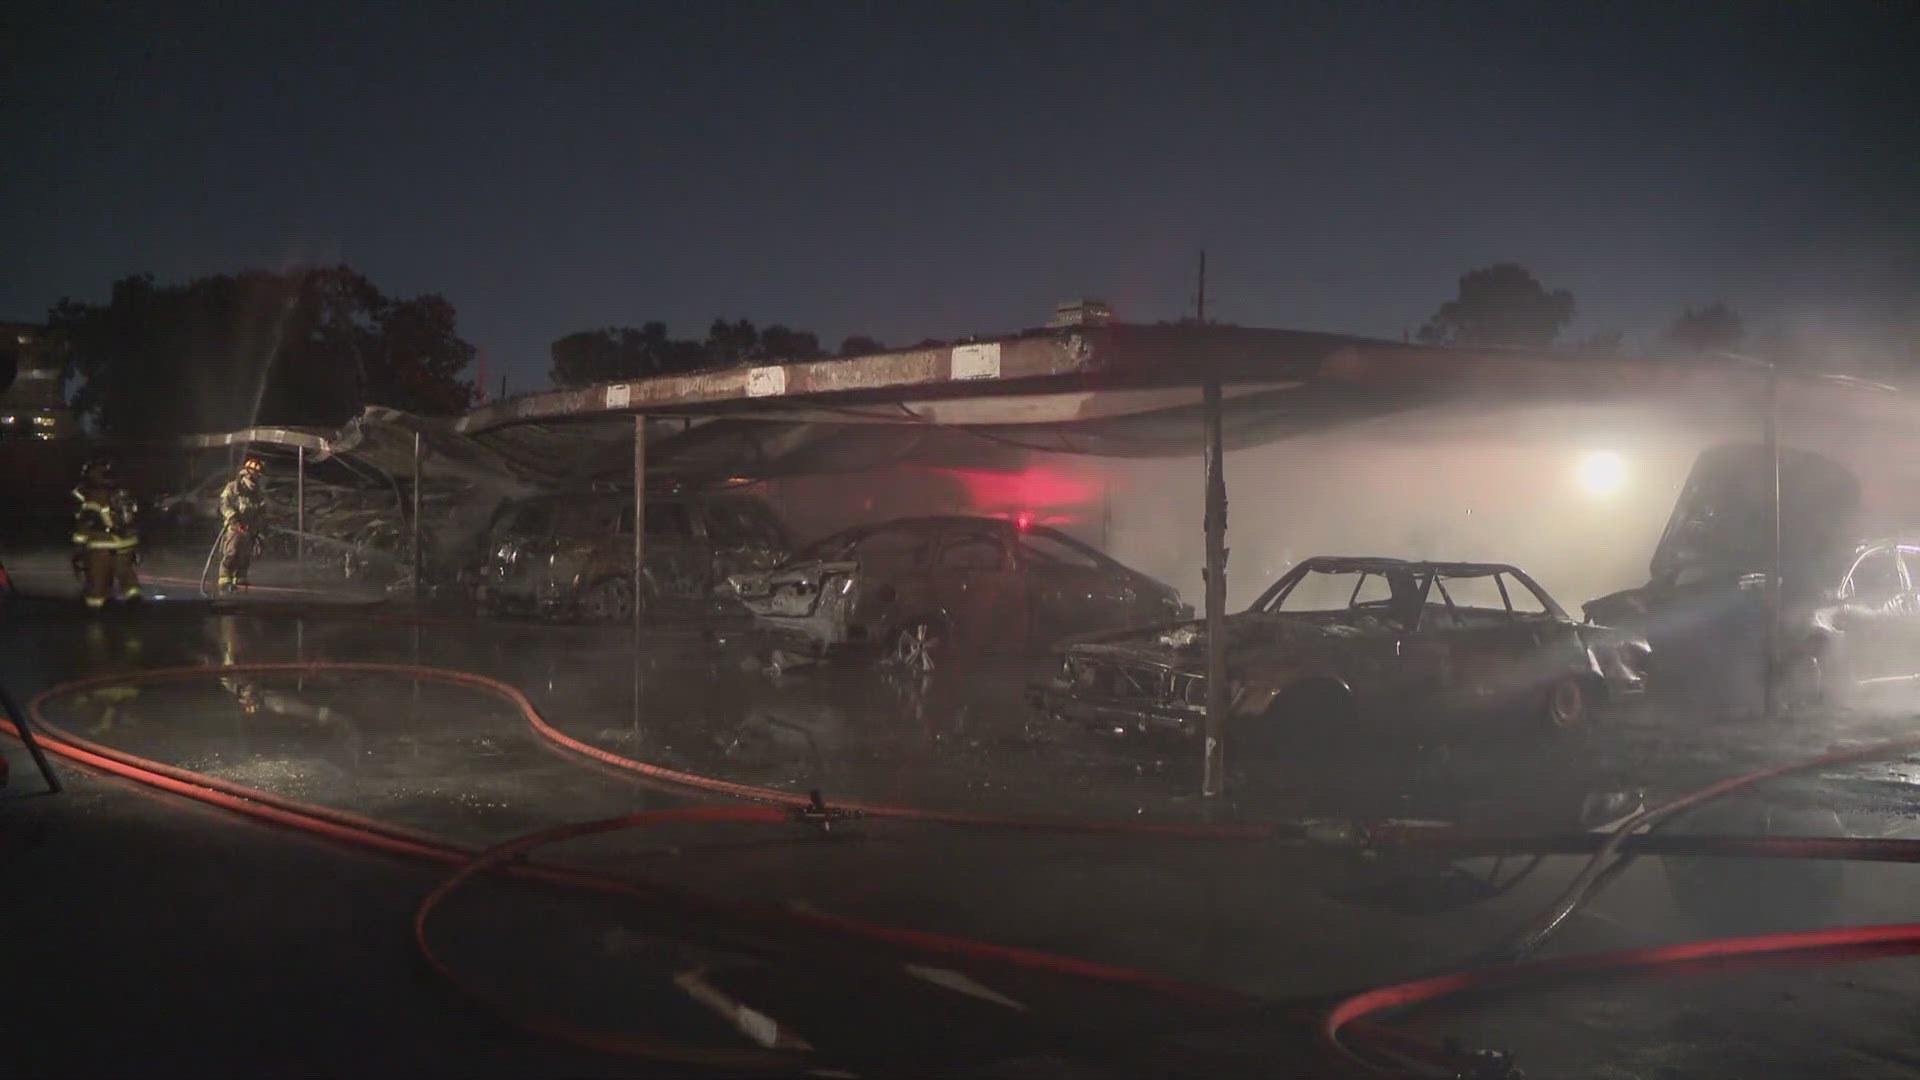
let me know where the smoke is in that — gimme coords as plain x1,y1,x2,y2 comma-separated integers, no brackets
756,379,1920,625
1087,400,1704,613
1066,385,1920,616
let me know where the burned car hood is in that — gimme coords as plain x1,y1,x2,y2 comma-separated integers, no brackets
1649,443,1861,583
727,559,856,597
1062,611,1397,668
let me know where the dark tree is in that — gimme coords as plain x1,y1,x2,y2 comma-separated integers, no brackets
754,325,825,362
368,295,476,413
1661,302,1745,355
549,323,683,386
838,335,886,357
549,317,838,387
704,318,760,366
1417,263,1576,350
50,266,477,438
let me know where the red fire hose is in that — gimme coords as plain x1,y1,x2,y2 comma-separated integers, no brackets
1323,727,1920,1074
3,662,1258,1071
9,660,1920,1076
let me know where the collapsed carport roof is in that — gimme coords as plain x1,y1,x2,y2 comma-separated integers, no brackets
179,407,552,494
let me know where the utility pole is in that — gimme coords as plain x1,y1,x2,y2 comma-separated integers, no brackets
1195,250,1208,324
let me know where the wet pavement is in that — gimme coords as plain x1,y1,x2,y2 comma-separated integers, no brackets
5,567,1920,1077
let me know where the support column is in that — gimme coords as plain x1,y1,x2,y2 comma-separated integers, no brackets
295,444,306,582
411,430,423,601
1763,363,1781,718
1201,377,1228,797
633,414,647,634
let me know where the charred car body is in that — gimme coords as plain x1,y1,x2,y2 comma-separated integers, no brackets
1036,556,1647,744
1584,443,1919,714
730,515,1188,670
475,487,788,621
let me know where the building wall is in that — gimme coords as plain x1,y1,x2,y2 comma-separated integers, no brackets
0,323,79,441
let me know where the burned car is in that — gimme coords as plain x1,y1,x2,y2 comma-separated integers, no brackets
1036,556,1647,746
475,487,788,622
729,515,1188,670
1588,532,1920,715
1581,443,1915,715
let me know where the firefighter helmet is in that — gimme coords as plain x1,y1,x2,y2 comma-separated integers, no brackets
240,456,264,475
82,457,116,481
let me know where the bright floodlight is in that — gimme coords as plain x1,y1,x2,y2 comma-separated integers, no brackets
1577,451,1627,497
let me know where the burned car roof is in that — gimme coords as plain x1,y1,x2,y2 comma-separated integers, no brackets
833,514,1019,533
1293,556,1523,577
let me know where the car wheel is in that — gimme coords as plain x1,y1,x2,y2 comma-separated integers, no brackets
1543,676,1591,731
581,576,640,624
889,619,946,674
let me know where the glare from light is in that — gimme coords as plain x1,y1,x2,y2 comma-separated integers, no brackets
1577,450,1627,497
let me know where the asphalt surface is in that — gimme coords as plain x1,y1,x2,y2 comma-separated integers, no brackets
5,552,1920,1078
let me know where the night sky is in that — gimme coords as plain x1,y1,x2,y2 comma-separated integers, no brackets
5,1,1916,392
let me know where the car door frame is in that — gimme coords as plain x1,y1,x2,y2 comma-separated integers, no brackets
1834,542,1911,687
1015,527,1136,642
932,522,1029,653
1835,542,1920,687
1424,569,1570,710
1893,544,1920,684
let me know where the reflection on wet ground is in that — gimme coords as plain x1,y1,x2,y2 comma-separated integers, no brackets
7,602,1920,1078
15,603,1920,836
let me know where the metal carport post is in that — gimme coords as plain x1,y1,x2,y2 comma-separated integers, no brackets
633,414,646,635
411,431,422,600
295,444,305,581
1201,377,1228,797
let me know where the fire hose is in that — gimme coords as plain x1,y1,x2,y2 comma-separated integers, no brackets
196,521,229,596
1321,725,1920,1075
8,661,1920,1076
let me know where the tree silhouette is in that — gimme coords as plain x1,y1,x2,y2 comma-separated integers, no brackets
754,325,825,362
550,318,839,387
704,318,760,366
1661,302,1745,355
548,323,708,385
1417,263,1576,349
49,267,476,438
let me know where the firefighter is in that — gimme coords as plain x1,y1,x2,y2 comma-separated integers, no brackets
217,456,267,592
71,458,143,610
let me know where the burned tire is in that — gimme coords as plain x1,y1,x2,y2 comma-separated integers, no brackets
579,576,641,624
1542,676,1593,732
887,618,948,675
